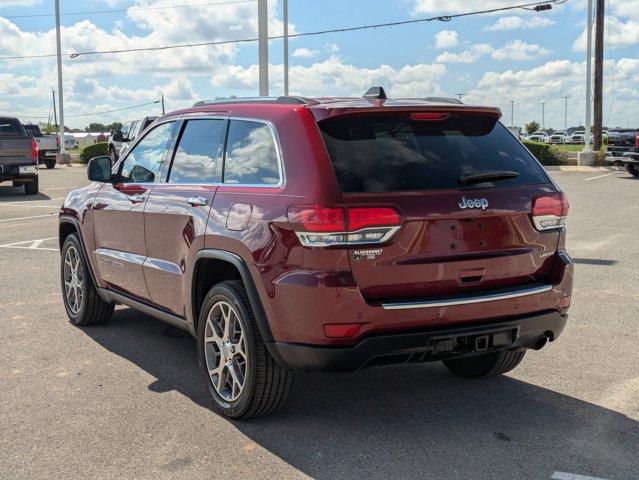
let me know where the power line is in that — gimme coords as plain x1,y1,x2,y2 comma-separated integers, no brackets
3,0,256,19
0,0,567,61
25,100,160,119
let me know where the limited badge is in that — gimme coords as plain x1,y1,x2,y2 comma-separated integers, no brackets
352,249,383,261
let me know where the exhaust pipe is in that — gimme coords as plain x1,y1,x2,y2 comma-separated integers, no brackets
533,335,549,351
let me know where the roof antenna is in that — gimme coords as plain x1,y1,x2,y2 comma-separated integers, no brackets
363,86,387,100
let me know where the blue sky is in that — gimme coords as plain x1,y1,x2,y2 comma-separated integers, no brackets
1,0,638,129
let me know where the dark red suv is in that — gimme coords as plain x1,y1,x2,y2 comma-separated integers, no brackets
59,88,573,418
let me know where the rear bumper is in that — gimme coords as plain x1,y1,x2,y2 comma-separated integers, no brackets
0,163,38,181
274,310,568,372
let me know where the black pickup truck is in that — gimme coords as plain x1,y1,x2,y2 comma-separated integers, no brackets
606,128,639,176
0,116,39,194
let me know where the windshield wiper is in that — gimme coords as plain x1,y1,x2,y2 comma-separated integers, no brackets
459,170,520,185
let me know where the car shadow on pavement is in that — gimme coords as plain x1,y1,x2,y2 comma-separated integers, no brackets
0,186,51,201
82,307,638,480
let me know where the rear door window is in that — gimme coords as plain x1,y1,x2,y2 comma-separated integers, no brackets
168,119,226,184
319,114,549,192
223,120,281,185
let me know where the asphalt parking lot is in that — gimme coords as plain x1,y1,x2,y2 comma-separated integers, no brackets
0,167,637,480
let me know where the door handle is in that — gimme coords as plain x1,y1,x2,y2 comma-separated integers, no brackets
129,194,146,203
187,196,208,207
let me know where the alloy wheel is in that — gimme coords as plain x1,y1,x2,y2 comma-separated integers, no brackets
63,245,84,314
203,301,248,402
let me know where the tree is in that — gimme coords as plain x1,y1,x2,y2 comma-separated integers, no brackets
106,122,122,132
525,121,541,135
85,123,107,133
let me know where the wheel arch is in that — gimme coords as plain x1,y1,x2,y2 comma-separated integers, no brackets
189,250,284,365
59,216,103,299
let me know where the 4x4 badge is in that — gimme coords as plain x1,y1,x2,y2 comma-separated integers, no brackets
459,197,489,211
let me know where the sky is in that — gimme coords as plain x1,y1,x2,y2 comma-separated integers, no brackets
0,0,638,130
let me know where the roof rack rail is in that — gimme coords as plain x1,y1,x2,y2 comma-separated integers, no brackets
423,96,463,104
192,96,317,107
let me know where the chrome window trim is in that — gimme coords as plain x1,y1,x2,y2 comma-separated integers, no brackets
381,284,553,311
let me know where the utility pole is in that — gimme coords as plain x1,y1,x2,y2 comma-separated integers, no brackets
455,93,466,102
258,0,269,96
542,102,546,130
510,100,514,128
584,0,594,153
593,0,605,150
54,0,68,159
161,94,165,115
563,95,570,131
283,0,289,95
52,89,58,130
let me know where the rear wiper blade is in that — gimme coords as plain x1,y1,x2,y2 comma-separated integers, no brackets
459,170,519,185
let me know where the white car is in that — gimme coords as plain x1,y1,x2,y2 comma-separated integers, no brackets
570,130,586,144
548,131,566,144
529,131,549,142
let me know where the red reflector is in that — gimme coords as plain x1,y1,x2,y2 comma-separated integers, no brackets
347,207,401,231
635,132,639,148
323,323,362,338
532,193,569,217
410,112,449,121
31,137,38,160
560,295,571,309
288,205,346,232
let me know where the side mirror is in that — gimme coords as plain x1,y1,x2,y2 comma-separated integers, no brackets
112,130,124,142
87,156,113,183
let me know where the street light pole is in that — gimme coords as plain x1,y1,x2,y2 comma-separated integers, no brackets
584,0,594,151
563,95,570,131
54,0,66,156
510,100,514,128
283,0,289,96
542,102,546,130
258,0,269,97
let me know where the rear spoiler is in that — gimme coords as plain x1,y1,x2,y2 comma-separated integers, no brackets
308,105,502,122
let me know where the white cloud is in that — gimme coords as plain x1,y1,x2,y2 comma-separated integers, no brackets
573,16,639,50
484,15,555,31
212,56,447,98
413,0,522,14
434,30,458,49
491,40,550,61
0,0,41,6
325,43,340,53
292,47,318,58
436,44,493,64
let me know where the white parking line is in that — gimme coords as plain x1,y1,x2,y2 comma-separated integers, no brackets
0,214,55,223
552,472,611,480
584,172,620,181
0,237,58,251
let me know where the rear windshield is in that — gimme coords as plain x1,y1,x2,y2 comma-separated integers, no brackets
24,125,42,136
319,114,549,192
0,119,25,136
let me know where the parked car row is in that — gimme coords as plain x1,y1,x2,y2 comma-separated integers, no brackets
605,128,639,176
525,129,591,145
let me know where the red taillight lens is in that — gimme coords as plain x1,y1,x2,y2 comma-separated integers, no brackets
323,323,362,338
31,138,38,160
287,205,346,232
410,112,449,121
289,205,402,246
635,132,639,148
347,207,401,231
56,135,60,148
532,193,569,231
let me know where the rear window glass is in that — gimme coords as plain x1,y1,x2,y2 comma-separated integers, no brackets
319,114,549,192
223,120,280,185
24,125,42,137
0,120,23,135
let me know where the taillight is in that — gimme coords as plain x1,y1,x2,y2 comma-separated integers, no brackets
635,132,639,148
288,205,402,247
531,192,569,231
31,137,38,160
410,112,449,121
56,135,60,148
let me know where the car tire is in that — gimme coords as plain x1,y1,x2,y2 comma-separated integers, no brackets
61,234,114,326
626,163,639,177
443,349,525,379
197,280,293,419
45,159,56,169
24,177,38,195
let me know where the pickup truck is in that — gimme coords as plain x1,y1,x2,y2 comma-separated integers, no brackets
23,123,59,169
0,116,39,194
107,116,157,162
606,128,639,177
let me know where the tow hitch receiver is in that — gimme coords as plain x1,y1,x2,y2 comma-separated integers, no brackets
430,328,518,355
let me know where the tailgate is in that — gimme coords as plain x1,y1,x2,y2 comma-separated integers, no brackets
0,137,31,164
